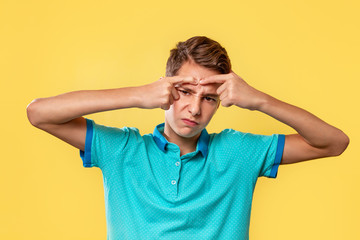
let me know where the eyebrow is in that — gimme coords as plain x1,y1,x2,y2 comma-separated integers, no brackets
179,86,219,98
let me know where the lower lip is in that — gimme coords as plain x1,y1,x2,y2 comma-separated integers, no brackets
182,119,198,126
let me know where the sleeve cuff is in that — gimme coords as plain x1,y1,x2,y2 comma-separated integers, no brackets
80,118,94,168
269,134,285,178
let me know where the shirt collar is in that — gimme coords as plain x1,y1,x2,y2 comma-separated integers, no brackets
153,123,209,157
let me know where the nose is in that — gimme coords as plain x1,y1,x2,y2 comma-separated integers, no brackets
188,95,201,116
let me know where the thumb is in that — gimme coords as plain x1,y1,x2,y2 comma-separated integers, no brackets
171,87,180,100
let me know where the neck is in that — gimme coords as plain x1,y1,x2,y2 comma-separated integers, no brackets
163,124,200,156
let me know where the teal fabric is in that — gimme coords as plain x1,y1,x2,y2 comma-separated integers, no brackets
80,118,285,240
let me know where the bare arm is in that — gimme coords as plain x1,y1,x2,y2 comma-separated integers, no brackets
200,71,349,164
26,87,145,151
27,76,196,151
257,95,349,164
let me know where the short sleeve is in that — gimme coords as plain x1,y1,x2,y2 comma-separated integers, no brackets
238,132,285,178
257,134,285,178
79,118,141,169
214,129,285,179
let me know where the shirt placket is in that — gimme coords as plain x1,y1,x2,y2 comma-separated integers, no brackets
168,147,182,198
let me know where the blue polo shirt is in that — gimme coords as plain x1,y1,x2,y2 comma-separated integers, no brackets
80,118,285,240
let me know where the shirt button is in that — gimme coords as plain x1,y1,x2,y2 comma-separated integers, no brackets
175,161,180,166
171,180,176,185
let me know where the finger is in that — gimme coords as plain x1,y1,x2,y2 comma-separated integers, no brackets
161,104,170,110
221,100,232,108
168,95,174,106
199,73,231,85
171,87,180,100
219,91,228,102
169,76,197,85
219,93,232,107
161,101,171,110
216,82,227,95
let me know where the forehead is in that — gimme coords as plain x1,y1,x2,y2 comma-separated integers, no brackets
177,60,220,79
177,60,221,94
180,83,221,96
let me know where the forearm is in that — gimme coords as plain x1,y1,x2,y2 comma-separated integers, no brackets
257,94,349,153
27,86,143,126
200,71,349,160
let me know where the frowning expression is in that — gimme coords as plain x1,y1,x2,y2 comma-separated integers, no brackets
164,61,222,139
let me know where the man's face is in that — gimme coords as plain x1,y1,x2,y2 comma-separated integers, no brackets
164,61,222,139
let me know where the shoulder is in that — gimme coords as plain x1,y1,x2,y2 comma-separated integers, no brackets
211,128,278,146
211,128,246,141
88,119,142,140
91,120,138,132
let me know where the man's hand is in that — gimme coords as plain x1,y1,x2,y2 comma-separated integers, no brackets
140,76,197,110
199,70,268,110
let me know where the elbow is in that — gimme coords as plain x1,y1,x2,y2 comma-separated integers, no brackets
330,131,350,157
26,98,43,127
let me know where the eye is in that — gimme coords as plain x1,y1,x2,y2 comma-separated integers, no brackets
179,89,190,95
204,96,217,102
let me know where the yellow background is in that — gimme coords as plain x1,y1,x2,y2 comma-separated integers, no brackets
1,0,359,239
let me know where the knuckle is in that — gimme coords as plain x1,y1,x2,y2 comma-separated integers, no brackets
163,103,170,110
164,88,171,95
166,83,173,90
161,99,168,105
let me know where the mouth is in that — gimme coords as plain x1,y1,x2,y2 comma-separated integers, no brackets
182,118,199,126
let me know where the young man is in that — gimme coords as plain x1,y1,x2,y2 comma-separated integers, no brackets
27,36,349,240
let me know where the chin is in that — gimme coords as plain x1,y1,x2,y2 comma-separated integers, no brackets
176,126,202,138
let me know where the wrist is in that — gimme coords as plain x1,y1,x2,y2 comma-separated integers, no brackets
132,85,147,108
254,92,272,112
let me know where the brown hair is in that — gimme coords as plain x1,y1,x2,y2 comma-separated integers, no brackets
165,36,232,77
